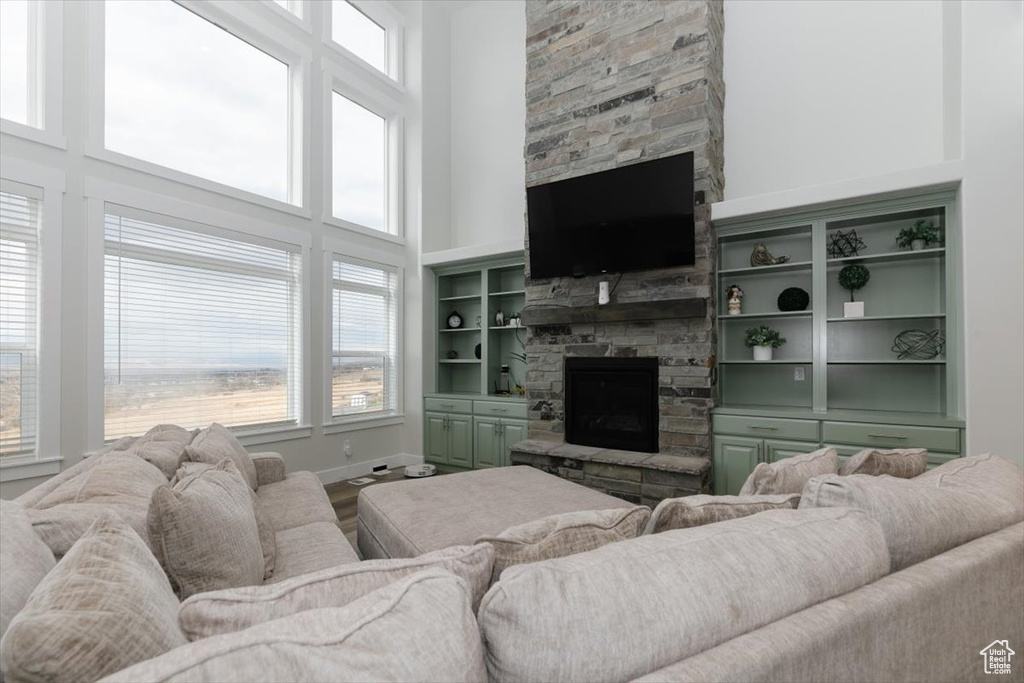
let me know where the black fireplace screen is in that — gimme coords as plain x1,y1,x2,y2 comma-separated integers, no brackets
564,357,658,452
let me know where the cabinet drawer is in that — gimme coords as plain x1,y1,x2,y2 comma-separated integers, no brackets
713,415,819,442
822,421,960,453
424,398,473,414
473,400,528,419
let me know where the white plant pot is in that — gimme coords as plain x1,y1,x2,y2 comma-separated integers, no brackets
844,301,865,318
911,239,926,251
752,346,773,361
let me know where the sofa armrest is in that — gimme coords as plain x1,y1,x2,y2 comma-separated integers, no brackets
251,452,286,488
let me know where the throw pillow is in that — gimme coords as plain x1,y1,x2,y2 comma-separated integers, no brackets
915,453,1024,516
476,506,651,583
799,472,1024,571
123,424,196,479
739,447,839,495
148,459,265,599
0,511,186,683
102,570,487,683
645,493,801,535
838,448,928,478
185,423,258,490
0,500,56,640
178,543,495,640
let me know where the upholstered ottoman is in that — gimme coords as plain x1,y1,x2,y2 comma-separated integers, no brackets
356,466,633,559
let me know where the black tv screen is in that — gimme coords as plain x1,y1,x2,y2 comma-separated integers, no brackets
527,152,695,279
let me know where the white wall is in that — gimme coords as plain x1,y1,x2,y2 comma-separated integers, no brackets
0,0,428,499
723,0,945,200
721,0,1024,465
449,0,526,250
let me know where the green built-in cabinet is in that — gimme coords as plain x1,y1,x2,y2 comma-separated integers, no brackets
712,189,965,494
426,256,529,471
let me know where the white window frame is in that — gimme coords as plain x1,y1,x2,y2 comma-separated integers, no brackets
324,0,404,86
0,160,64,483
323,60,405,243
85,0,311,217
260,0,310,32
0,0,65,149
323,238,404,434
84,179,313,450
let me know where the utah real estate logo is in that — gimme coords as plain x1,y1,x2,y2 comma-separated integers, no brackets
980,640,1015,675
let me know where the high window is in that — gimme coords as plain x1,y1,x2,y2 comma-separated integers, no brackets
104,0,291,202
330,255,400,423
331,1,387,75
0,0,38,127
104,208,302,440
332,92,387,232
0,191,40,457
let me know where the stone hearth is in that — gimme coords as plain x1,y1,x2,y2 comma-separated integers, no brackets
522,0,725,490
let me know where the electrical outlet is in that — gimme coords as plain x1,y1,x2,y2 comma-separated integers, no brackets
794,367,805,382
343,439,353,461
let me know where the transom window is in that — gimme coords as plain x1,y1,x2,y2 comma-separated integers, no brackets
332,92,387,232
0,190,40,457
331,255,399,421
104,0,290,202
104,208,302,439
331,1,387,75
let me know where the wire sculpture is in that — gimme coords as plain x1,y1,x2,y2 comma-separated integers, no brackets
827,229,867,259
891,329,945,360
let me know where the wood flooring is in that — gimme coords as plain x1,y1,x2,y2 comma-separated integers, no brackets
324,469,408,549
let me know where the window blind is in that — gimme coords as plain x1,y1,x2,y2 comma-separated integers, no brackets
0,191,40,457
331,256,398,419
104,209,302,440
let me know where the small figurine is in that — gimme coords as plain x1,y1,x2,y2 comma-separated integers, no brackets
750,243,790,267
495,310,505,327
446,349,458,359
725,284,744,315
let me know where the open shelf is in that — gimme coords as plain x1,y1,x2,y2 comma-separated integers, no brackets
828,359,946,364
439,328,480,333
718,261,813,277
439,294,482,302
719,359,813,364
827,247,945,266
718,311,811,320
489,326,525,331
439,359,480,364
489,290,526,297
827,313,944,322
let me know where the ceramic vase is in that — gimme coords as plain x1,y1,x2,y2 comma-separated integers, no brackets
911,239,926,251
753,346,773,361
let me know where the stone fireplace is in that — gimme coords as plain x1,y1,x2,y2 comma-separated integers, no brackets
565,357,659,452
510,0,724,505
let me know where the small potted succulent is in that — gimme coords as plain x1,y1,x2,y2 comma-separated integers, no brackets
745,325,786,361
838,264,871,317
896,219,941,251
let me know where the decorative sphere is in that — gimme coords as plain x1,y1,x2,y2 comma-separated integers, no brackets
777,287,810,312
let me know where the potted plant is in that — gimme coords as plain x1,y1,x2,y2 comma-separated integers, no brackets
745,325,786,361
838,264,871,317
896,219,941,251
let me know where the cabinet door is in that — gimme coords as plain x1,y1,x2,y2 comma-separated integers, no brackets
448,415,474,468
764,439,820,463
500,419,528,467
424,412,449,464
473,417,502,469
713,436,761,496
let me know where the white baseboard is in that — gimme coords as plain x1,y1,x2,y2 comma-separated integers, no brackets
315,453,423,485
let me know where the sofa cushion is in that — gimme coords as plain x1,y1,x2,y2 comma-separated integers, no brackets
739,447,839,495
179,543,495,640
102,570,487,683
478,507,650,583
799,471,1024,571
148,460,265,599
358,466,633,559
185,423,258,490
0,512,185,683
267,521,359,584
123,424,195,479
915,453,1024,515
838,448,928,478
477,507,889,683
256,471,340,532
645,493,801,535
0,499,56,641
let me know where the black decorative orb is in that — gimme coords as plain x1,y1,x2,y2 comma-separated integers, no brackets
777,287,810,312
474,343,482,360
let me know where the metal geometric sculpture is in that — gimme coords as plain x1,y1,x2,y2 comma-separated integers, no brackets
827,229,866,259
891,329,945,360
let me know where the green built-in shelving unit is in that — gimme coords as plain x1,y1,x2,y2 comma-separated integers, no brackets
711,189,965,494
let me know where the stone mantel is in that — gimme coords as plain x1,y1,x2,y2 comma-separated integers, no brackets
521,298,707,327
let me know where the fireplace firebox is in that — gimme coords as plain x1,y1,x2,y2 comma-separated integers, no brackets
564,357,659,453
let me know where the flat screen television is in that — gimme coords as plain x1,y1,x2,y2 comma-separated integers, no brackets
527,152,695,279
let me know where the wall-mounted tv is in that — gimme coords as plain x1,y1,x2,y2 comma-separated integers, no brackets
526,152,695,279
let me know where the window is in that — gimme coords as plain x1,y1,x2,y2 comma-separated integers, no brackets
0,0,39,127
332,92,387,232
331,1,386,74
272,0,300,15
330,255,399,422
104,208,302,440
0,191,40,457
105,0,290,202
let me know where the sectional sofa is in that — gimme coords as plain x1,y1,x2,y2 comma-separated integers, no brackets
0,427,1021,682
